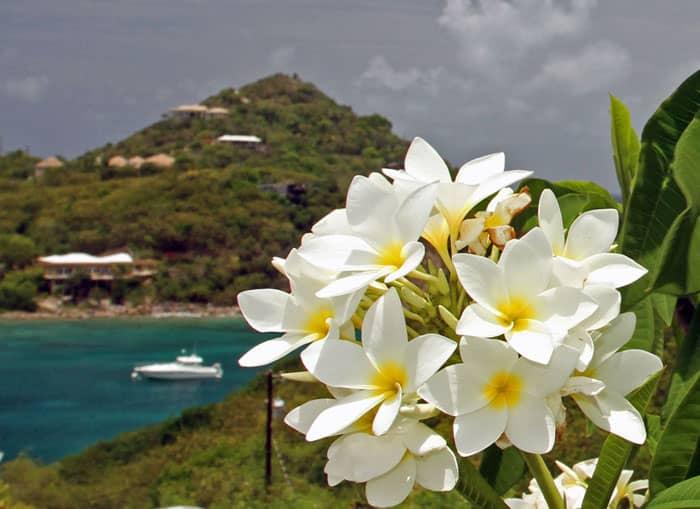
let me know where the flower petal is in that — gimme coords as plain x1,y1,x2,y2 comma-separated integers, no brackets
361,288,408,371
456,152,505,185
590,312,636,368
453,253,507,312
506,320,557,365
237,289,291,332
537,286,598,331
311,208,353,236
401,420,446,455
512,344,579,397
595,350,662,396
574,390,646,444
385,241,425,282
394,183,439,243
417,363,489,416
299,233,371,271
501,228,554,296
346,174,398,240
564,209,619,260
404,333,456,392
505,393,555,453
324,432,406,482
284,398,336,435
415,447,459,491
366,454,417,508
584,253,647,288
459,336,519,382
468,170,533,207
238,332,315,367
454,405,507,456
373,387,402,436
301,339,378,389
538,189,565,255
316,268,390,298
457,303,511,338
578,284,621,331
306,390,386,441
404,137,451,183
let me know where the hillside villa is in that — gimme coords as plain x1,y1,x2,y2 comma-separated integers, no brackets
216,134,264,149
166,104,230,120
38,252,156,292
34,156,63,178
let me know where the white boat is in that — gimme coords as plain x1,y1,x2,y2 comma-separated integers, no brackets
131,353,222,380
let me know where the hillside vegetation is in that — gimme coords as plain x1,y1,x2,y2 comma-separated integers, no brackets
0,74,407,309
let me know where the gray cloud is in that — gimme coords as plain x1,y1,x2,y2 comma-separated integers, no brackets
4,75,49,103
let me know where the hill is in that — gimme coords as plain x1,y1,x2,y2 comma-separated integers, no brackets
0,74,407,310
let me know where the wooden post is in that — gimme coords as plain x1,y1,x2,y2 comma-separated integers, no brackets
265,370,273,489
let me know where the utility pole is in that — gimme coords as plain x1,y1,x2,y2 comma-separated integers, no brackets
265,370,273,490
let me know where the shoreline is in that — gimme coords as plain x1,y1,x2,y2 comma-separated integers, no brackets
0,303,241,321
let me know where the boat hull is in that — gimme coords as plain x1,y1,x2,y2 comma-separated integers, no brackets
132,362,222,380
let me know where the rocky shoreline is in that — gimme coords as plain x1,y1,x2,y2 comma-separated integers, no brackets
0,301,241,320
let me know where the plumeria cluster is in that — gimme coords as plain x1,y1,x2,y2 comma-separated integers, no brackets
237,138,663,507
505,458,648,509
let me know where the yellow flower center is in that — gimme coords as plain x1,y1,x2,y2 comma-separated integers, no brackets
496,296,535,330
483,371,522,409
371,361,408,395
484,211,509,229
304,307,333,338
376,242,405,268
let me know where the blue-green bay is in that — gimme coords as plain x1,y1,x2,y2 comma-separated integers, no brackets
0,318,266,463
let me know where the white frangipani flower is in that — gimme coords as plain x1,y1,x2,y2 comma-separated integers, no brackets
564,312,663,444
383,137,532,236
300,289,455,440
538,189,647,288
237,249,361,367
418,336,579,456
453,227,598,364
507,458,648,509
298,174,437,297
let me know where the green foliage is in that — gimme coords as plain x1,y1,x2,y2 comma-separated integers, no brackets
609,94,640,206
0,234,37,269
620,70,700,306
0,150,39,179
0,268,41,310
479,445,526,495
645,476,700,509
581,372,661,509
456,457,508,509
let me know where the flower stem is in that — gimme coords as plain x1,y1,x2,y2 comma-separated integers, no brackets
521,452,565,509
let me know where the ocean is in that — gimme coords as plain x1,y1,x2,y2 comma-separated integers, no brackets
0,318,267,463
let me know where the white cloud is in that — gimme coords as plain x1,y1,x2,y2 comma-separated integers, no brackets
268,46,296,70
4,75,50,103
528,41,630,95
438,0,597,76
358,55,471,97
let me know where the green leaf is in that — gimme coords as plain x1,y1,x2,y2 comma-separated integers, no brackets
646,414,662,457
663,311,700,421
479,445,526,495
581,372,661,509
649,370,700,495
646,476,700,509
650,117,700,296
514,178,620,233
652,293,677,327
624,297,656,351
609,94,640,206
620,70,700,306
456,458,509,509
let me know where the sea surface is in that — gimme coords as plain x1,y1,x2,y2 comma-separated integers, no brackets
0,318,267,463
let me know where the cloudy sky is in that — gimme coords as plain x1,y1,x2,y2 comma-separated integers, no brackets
1,0,698,190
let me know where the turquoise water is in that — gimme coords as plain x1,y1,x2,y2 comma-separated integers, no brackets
0,318,267,463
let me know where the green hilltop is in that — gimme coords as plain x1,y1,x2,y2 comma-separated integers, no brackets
0,74,407,309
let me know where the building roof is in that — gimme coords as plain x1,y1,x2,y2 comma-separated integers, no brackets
128,156,145,168
35,156,63,169
217,134,262,144
39,252,134,265
145,153,175,167
206,107,229,115
170,104,208,113
108,155,128,168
